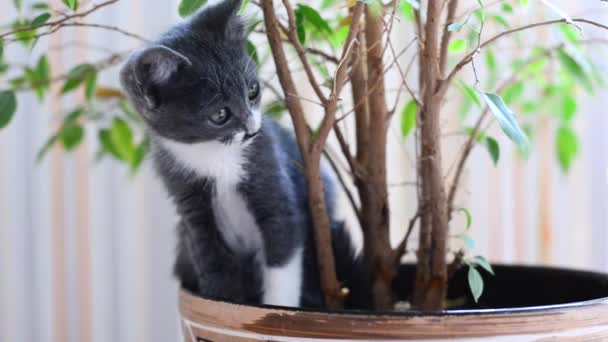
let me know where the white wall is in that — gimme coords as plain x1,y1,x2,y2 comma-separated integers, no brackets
0,1,607,342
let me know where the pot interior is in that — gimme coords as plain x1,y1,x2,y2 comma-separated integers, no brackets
394,264,608,311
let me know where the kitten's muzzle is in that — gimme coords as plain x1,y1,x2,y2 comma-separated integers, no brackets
243,131,259,141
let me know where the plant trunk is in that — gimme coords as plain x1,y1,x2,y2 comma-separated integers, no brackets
261,0,344,308
359,6,394,310
412,0,449,310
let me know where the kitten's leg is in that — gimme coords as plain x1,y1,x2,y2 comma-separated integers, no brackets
262,248,303,307
177,220,247,302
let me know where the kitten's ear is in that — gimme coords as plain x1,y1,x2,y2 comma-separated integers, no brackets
191,0,244,41
124,45,192,108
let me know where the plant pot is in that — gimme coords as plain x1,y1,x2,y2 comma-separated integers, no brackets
179,264,608,341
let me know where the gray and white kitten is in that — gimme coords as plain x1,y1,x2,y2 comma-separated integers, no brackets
120,0,369,308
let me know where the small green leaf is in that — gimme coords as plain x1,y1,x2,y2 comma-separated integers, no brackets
501,3,513,12
295,11,306,44
468,266,484,303
458,81,481,108
490,14,508,28
239,0,249,15
85,71,97,100
400,100,417,138
246,40,259,65
561,95,576,122
62,0,78,11
448,39,467,53
98,129,122,160
448,22,465,32
178,0,207,17
0,90,17,130
481,92,528,148
31,2,49,10
556,125,578,172
61,64,95,94
485,136,500,165
130,142,148,172
559,24,579,42
31,13,51,27
109,118,135,162
557,49,593,93
502,82,524,105
296,4,332,33
263,100,286,119
473,255,495,275
458,208,472,230
464,235,476,251
60,123,84,150
520,0,529,7
37,133,59,161
400,1,414,21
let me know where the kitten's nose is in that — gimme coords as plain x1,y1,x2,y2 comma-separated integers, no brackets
245,110,262,135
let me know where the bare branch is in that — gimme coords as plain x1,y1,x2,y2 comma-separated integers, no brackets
439,0,459,77
394,211,421,263
442,18,608,91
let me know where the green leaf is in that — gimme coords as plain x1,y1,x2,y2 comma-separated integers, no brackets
501,82,524,104
109,118,135,162
239,0,249,15
468,266,484,303
0,90,17,129
62,0,78,11
12,20,37,46
458,208,473,230
85,71,97,100
400,100,417,138
32,2,49,10
561,95,576,123
557,49,593,93
458,81,481,108
485,136,500,165
61,64,95,94
559,24,579,42
556,125,578,172
130,142,148,172
501,3,513,12
481,92,528,148
295,11,306,44
60,123,84,150
296,4,332,33
448,39,467,53
400,1,414,21
98,129,122,160
37,133,59,161
473,255,495,275
448,22,465,32
520,0,529,7
464,235,476,251
263,100,286,119
31,13,51,27
14,0,23,11
178,0,207,17
329,26,349,47
490,14,508,28
246,40,259,65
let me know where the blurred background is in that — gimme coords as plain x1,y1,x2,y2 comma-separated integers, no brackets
0,0,607,341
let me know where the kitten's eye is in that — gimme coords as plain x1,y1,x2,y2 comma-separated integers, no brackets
209,108,231,126
248,81,260,101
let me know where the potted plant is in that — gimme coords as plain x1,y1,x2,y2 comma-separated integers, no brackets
2,0,608,340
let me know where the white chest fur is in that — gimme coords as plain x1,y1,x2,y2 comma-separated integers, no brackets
160,136,303,307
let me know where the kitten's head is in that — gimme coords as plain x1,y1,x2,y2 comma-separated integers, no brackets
120,0,261,144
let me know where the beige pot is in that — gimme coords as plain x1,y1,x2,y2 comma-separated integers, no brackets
179,265,608,341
